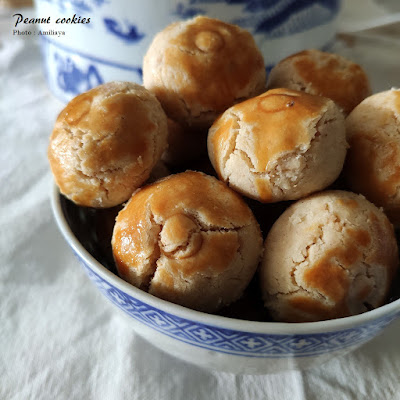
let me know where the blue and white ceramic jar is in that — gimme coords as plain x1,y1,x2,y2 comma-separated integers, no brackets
35,0,342,103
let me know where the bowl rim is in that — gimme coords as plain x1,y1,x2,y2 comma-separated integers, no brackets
51,183,400,335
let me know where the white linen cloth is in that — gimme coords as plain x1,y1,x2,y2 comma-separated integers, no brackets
1,2,400,399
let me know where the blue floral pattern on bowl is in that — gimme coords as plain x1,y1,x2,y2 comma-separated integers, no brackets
73,252,399,358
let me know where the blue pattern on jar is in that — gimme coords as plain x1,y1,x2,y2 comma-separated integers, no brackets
239,0,340,37
39,0,108,12
173,0,340,39
103,18,145,43
174,2,206,18
54,52,103,94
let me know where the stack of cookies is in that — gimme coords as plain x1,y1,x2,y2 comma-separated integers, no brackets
48,16,400,322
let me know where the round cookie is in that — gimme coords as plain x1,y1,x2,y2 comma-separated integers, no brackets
111,171,263,313
345,88,400,226
48,81,168,208
143,16,266,129
266,49,371,115
260,190,398,323
207,88,347,203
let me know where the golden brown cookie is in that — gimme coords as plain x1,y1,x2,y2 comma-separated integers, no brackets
143,16,266,129
208,88,347,202
111,171,263,312
48,81,168,208
345,88,400,226
260,190,398,322
266,49,371,115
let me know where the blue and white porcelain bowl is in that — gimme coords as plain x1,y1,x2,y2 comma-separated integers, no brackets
51,185,400,374
35,0,342,103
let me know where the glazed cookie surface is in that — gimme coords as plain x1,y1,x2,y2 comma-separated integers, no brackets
345,88,400,226
207,88,347,203
260,190,398,322
111,171,263,312
48,81,168,208
266,49,371,115
143,16,266,129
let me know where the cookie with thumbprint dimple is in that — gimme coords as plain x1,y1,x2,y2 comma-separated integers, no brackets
48,81,168,208
143,16,266,130
266,49,371,116
111,171,263,313
260,190,398,323
345,88,400,226
207,88,347,203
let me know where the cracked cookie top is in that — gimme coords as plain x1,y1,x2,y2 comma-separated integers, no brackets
207,88,347,203
266,49,372,116
111,171,263,312
260,190,398,322
48,81,168,208
143,16,266,130
345,88,400,226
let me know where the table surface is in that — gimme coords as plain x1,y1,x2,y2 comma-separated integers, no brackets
1,1,400,399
